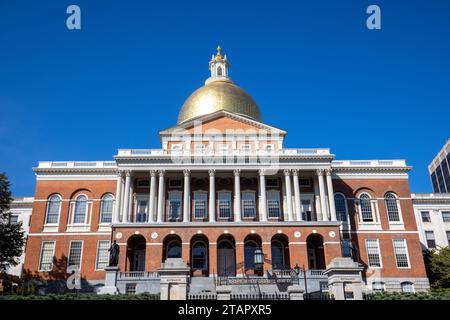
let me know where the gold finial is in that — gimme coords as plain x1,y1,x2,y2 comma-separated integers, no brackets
215,46,222,59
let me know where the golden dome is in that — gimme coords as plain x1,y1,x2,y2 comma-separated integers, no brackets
178,80,262,124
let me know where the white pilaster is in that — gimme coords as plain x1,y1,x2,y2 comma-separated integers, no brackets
326,169,337,221
317,169,329,221
292,170,302,221
122,171,131,223
157,170,165,223
209,169,216,222
148,170,157,223
183,169,190,223
284,169,294,221
234,169,241,222
259,169,267,222
113,171,123,224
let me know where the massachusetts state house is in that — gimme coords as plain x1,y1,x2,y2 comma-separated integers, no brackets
23,48,429,294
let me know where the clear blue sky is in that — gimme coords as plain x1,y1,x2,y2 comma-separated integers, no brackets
0,0,449,196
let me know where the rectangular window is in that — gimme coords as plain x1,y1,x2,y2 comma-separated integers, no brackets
169,179,182,188
242,192,256,218
168,191,182,221
365,239,382,268
267,200,280,218
421,211,431,222
431,171,440,193
194,193,207,219
442,211,450,222
39,241,55,271
96,240,110,270
341,239,352,258
299,178,311,187
218,192,231,219
266,178,279,187
301,200,314,221
393,239,410,268
425,231,436,248
446,231,450,246
217,144,228,155
68,241,83,270
239,144,251,154
9,214,19,224
136,200,147,222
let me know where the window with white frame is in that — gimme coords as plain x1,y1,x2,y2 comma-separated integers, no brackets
73,195,88,224
359,193,374,222
365,239,382,267
39,241,55,271
136,200,148,222
425,231,436,248
96,240,110,269
9,214,19,225
442,211,450,222
267,190,280,218
393,239,410,268
218,191,232,219
385,192,401,222
242,191,256,218
421,211,431,222
100,194,113,224
68,241,83,270
334,193,348,222
194,192,207,219
46,194,61,224
168,191,182,220
401,282,415,293
217,144,228,155
372,281,385,292
239,144,251,154
194,144,205,154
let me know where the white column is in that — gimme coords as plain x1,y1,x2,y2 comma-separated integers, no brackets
183,169,190,223
122,171,131,223
148,170,157,223
113,171,123,223
157,170,165,223
284,169,294,221
292,170,302,221
259,169,267,222
317,169,329,221
325,169,337,221
209,169,216,222
234,169,241,222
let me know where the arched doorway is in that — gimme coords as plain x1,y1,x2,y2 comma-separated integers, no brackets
271,234,290,270
162,234,182,262
190,235,209,276
243,234,263,275
306,234,325,270
126,235,146,271
217,234,236,276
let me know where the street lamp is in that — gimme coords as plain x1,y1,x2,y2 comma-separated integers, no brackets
254,247,264,274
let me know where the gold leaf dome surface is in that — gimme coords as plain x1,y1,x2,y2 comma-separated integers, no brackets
177,80,262,124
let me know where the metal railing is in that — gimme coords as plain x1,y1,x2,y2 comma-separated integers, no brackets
117,271,159,280
188,293,218,300
231,292,289,300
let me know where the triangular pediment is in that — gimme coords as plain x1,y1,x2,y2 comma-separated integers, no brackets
160,110,286,136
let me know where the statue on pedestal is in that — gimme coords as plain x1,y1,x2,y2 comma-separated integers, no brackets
108,240,120,267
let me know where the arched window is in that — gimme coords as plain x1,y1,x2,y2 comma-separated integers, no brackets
46,195,61,224
100,194,113,224
217,66,223,76
385,192,400,222
334,193,348,222
167,240,182,259
192,241,208,270
271,240,285,269
359,193,373,222
73,195,87,224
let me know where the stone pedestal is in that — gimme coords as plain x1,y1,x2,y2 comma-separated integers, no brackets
216,286,232,300
158,258,190,300
97,266,119,295
323,257,364,300
287,285,304,300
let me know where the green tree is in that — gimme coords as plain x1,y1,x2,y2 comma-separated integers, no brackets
424,247,450,290
0,172,25,272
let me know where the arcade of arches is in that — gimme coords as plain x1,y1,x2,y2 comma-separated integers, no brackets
124,232,327,276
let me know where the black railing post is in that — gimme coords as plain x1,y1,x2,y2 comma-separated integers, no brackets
303,264,308,295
